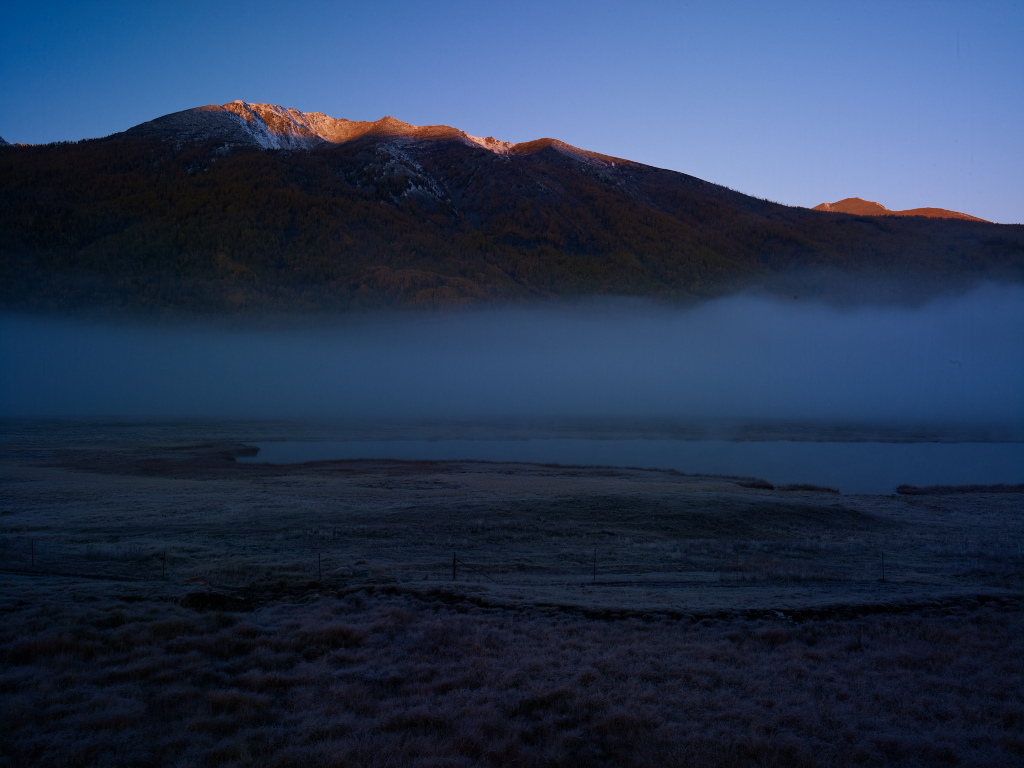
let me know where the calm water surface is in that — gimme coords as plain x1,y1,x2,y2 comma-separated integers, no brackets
238,439,1024,495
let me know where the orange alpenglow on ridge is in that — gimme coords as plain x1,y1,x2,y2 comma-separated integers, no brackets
813,197,987,222
126,100,629,167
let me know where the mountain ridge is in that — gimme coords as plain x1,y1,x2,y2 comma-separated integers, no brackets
123,101,626,167
814,197,986,223
1,101,1021,313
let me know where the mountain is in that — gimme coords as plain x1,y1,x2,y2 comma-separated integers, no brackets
124,101,628,164
1,102,1022,312
0,137,9,146
127,101,524,154
814,197,987,222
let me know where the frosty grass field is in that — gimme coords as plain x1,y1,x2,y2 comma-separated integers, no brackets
1,420,1021,766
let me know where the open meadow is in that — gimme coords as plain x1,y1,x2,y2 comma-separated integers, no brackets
1,421,1022,766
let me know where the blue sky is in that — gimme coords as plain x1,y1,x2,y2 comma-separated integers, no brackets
2,1,1022,222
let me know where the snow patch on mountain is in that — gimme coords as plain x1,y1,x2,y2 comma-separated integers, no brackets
375,141,450,203
219,102,502,154
463,133,516,154
221,101,327,149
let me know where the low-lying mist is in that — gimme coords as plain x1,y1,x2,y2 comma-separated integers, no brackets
2,284,1022,429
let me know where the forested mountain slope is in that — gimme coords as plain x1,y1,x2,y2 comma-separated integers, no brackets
2,103,1021,312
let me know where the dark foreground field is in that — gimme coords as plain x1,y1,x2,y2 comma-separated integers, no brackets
1,422,1022,766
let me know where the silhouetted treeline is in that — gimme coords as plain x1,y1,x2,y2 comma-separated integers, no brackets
1,136,1022,312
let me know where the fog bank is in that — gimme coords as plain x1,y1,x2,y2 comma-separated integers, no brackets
2,285,1022,427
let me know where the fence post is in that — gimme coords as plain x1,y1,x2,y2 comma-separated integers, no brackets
318,552,322,582
881,552,885,581
162,549,166,579
31,539,34,569
453,552,457,581
593,548,597,583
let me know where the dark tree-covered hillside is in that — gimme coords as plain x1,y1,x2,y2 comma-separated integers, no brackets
1,134,1022,312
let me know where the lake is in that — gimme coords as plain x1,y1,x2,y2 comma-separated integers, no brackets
237,438,1024,495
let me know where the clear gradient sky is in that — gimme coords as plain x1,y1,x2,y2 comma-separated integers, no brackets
2,1,1022,223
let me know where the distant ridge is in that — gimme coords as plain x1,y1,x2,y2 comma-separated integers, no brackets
814,197,987,223
0,136,9,146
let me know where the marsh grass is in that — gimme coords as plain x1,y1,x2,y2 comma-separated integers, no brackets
1,587,1021,767
1,432,1022,765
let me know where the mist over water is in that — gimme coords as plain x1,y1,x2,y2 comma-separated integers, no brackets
1,285,1023,429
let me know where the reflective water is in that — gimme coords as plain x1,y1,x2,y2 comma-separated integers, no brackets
238,439,1024,495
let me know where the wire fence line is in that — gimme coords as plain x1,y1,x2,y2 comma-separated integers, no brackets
0,535,893,590
0,536,167,582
